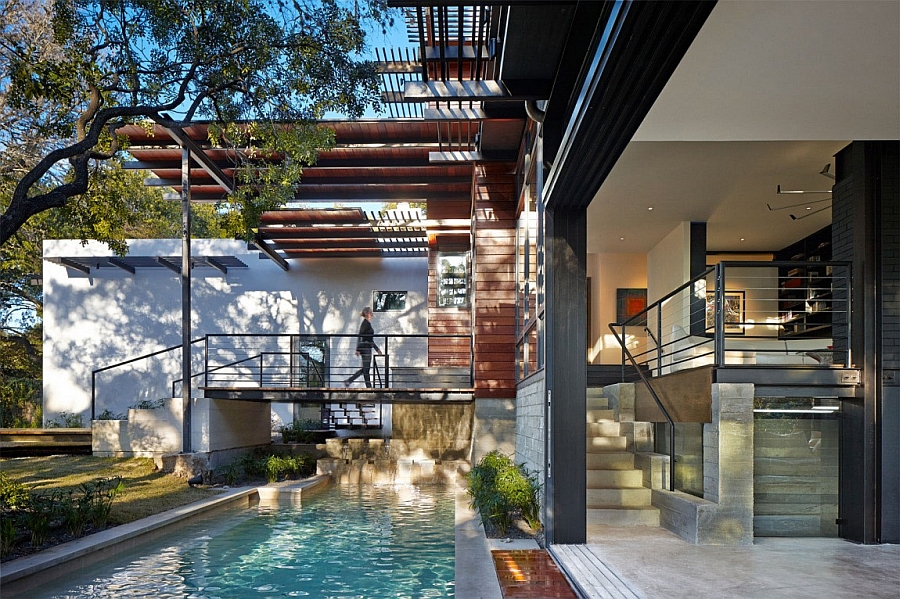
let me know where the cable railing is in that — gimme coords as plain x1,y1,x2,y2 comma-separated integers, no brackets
609,259,852,494
617,260,850,379
91,333,474,422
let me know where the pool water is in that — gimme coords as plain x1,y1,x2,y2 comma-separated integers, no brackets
30,485,456,598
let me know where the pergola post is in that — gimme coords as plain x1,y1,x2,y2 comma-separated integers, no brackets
181,146,192,453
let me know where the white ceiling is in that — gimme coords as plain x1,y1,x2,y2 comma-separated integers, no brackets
588,0,900,254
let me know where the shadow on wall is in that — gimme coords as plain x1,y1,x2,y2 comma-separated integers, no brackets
44,268,300,423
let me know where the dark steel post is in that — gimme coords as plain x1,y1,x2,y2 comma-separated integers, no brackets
181,147,192,453
714,262,725,366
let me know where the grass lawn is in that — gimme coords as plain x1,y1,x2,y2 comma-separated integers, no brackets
1,455,218,526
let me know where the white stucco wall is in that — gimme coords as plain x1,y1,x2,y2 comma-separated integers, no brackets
42,239,428,426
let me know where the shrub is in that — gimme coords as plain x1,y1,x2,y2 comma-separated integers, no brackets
97,409,126,420
279,418,325,443
130,399,165,410
46,411,85,428
224,449,317,484
467,450,542,535
0,473,125,555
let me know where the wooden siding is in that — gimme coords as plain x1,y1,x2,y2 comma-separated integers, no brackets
473,164,518,398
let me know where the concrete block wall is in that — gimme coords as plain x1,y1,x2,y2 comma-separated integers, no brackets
92,399,183,457
515,372,545,476
754,417,839,536
647,382,754,545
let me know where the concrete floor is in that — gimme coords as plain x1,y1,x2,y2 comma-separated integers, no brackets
557,525,900,599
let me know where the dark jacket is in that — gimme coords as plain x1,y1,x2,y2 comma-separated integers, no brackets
356,319,379,353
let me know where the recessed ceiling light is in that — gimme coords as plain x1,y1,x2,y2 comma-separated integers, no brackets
647,207,654,211
619,237,625,241
740,238,745,242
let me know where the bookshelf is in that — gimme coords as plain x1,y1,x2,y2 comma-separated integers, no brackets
776,226,833,338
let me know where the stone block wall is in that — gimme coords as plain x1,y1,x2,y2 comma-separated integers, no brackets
516,372,545,476
391,403,475,461
647,382,754,545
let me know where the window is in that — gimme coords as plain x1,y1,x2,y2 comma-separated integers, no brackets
515,132,544,380
437,253,470,307
373,291,407,312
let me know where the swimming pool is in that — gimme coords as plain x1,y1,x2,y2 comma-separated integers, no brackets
23,484,456,598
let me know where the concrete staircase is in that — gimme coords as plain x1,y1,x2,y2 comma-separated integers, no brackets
586,388,660,527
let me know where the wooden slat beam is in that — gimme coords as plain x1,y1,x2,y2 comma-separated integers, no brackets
404,80,509,101
429,151,482,163
250,234,290,271
58,258,91,275
154,113,236,194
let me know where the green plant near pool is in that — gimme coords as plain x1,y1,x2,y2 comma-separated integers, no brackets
216,449,317,485
0,473,124,558
467,450,542,535
279,418,329,443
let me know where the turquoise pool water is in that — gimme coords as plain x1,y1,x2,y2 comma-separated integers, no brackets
29,485,456,598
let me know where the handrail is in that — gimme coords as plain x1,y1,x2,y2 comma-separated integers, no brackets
91,337,205,420
609,322,676,492
93,332,474,421
173,350,328,396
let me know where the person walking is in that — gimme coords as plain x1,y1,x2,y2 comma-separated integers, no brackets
345,307,381,388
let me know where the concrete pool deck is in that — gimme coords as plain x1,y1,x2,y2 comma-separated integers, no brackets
0,477,509,598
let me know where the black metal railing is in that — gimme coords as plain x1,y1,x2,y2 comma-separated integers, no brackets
91,333,473,421
617,260,850,378
608,259,852,493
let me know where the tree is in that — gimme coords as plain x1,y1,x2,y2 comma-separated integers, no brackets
1,0,390,246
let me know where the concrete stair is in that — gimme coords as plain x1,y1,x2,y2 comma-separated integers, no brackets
586,389,660,527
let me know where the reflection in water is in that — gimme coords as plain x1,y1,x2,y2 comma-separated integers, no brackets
34,485,455,599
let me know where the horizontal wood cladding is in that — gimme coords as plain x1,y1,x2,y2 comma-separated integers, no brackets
475,272,516,291
472,164,517,398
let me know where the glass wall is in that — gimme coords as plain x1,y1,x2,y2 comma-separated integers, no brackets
753,397,840,537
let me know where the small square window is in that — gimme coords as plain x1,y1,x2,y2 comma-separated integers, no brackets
374,291,407,312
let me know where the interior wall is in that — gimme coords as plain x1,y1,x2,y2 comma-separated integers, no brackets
42,239,428,425
587,252,648,364
648,222,691,304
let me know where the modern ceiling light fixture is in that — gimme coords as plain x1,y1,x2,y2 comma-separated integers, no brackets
766,197,832,211
790,205,830,220
776,184,832,195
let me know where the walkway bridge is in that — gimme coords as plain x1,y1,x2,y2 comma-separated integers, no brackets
92,333,474,431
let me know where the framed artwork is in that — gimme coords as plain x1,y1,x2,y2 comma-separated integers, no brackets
373,291,407,312
616,288,647,326
706,290,745,334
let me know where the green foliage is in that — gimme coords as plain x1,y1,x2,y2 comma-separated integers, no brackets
97,409,126,420
0,472,30,510
223,449,316,484
467,450,542,535
279,418,325,443
46,411,85,428
0,473,124,556
1,0,394,244
130,398,165,410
